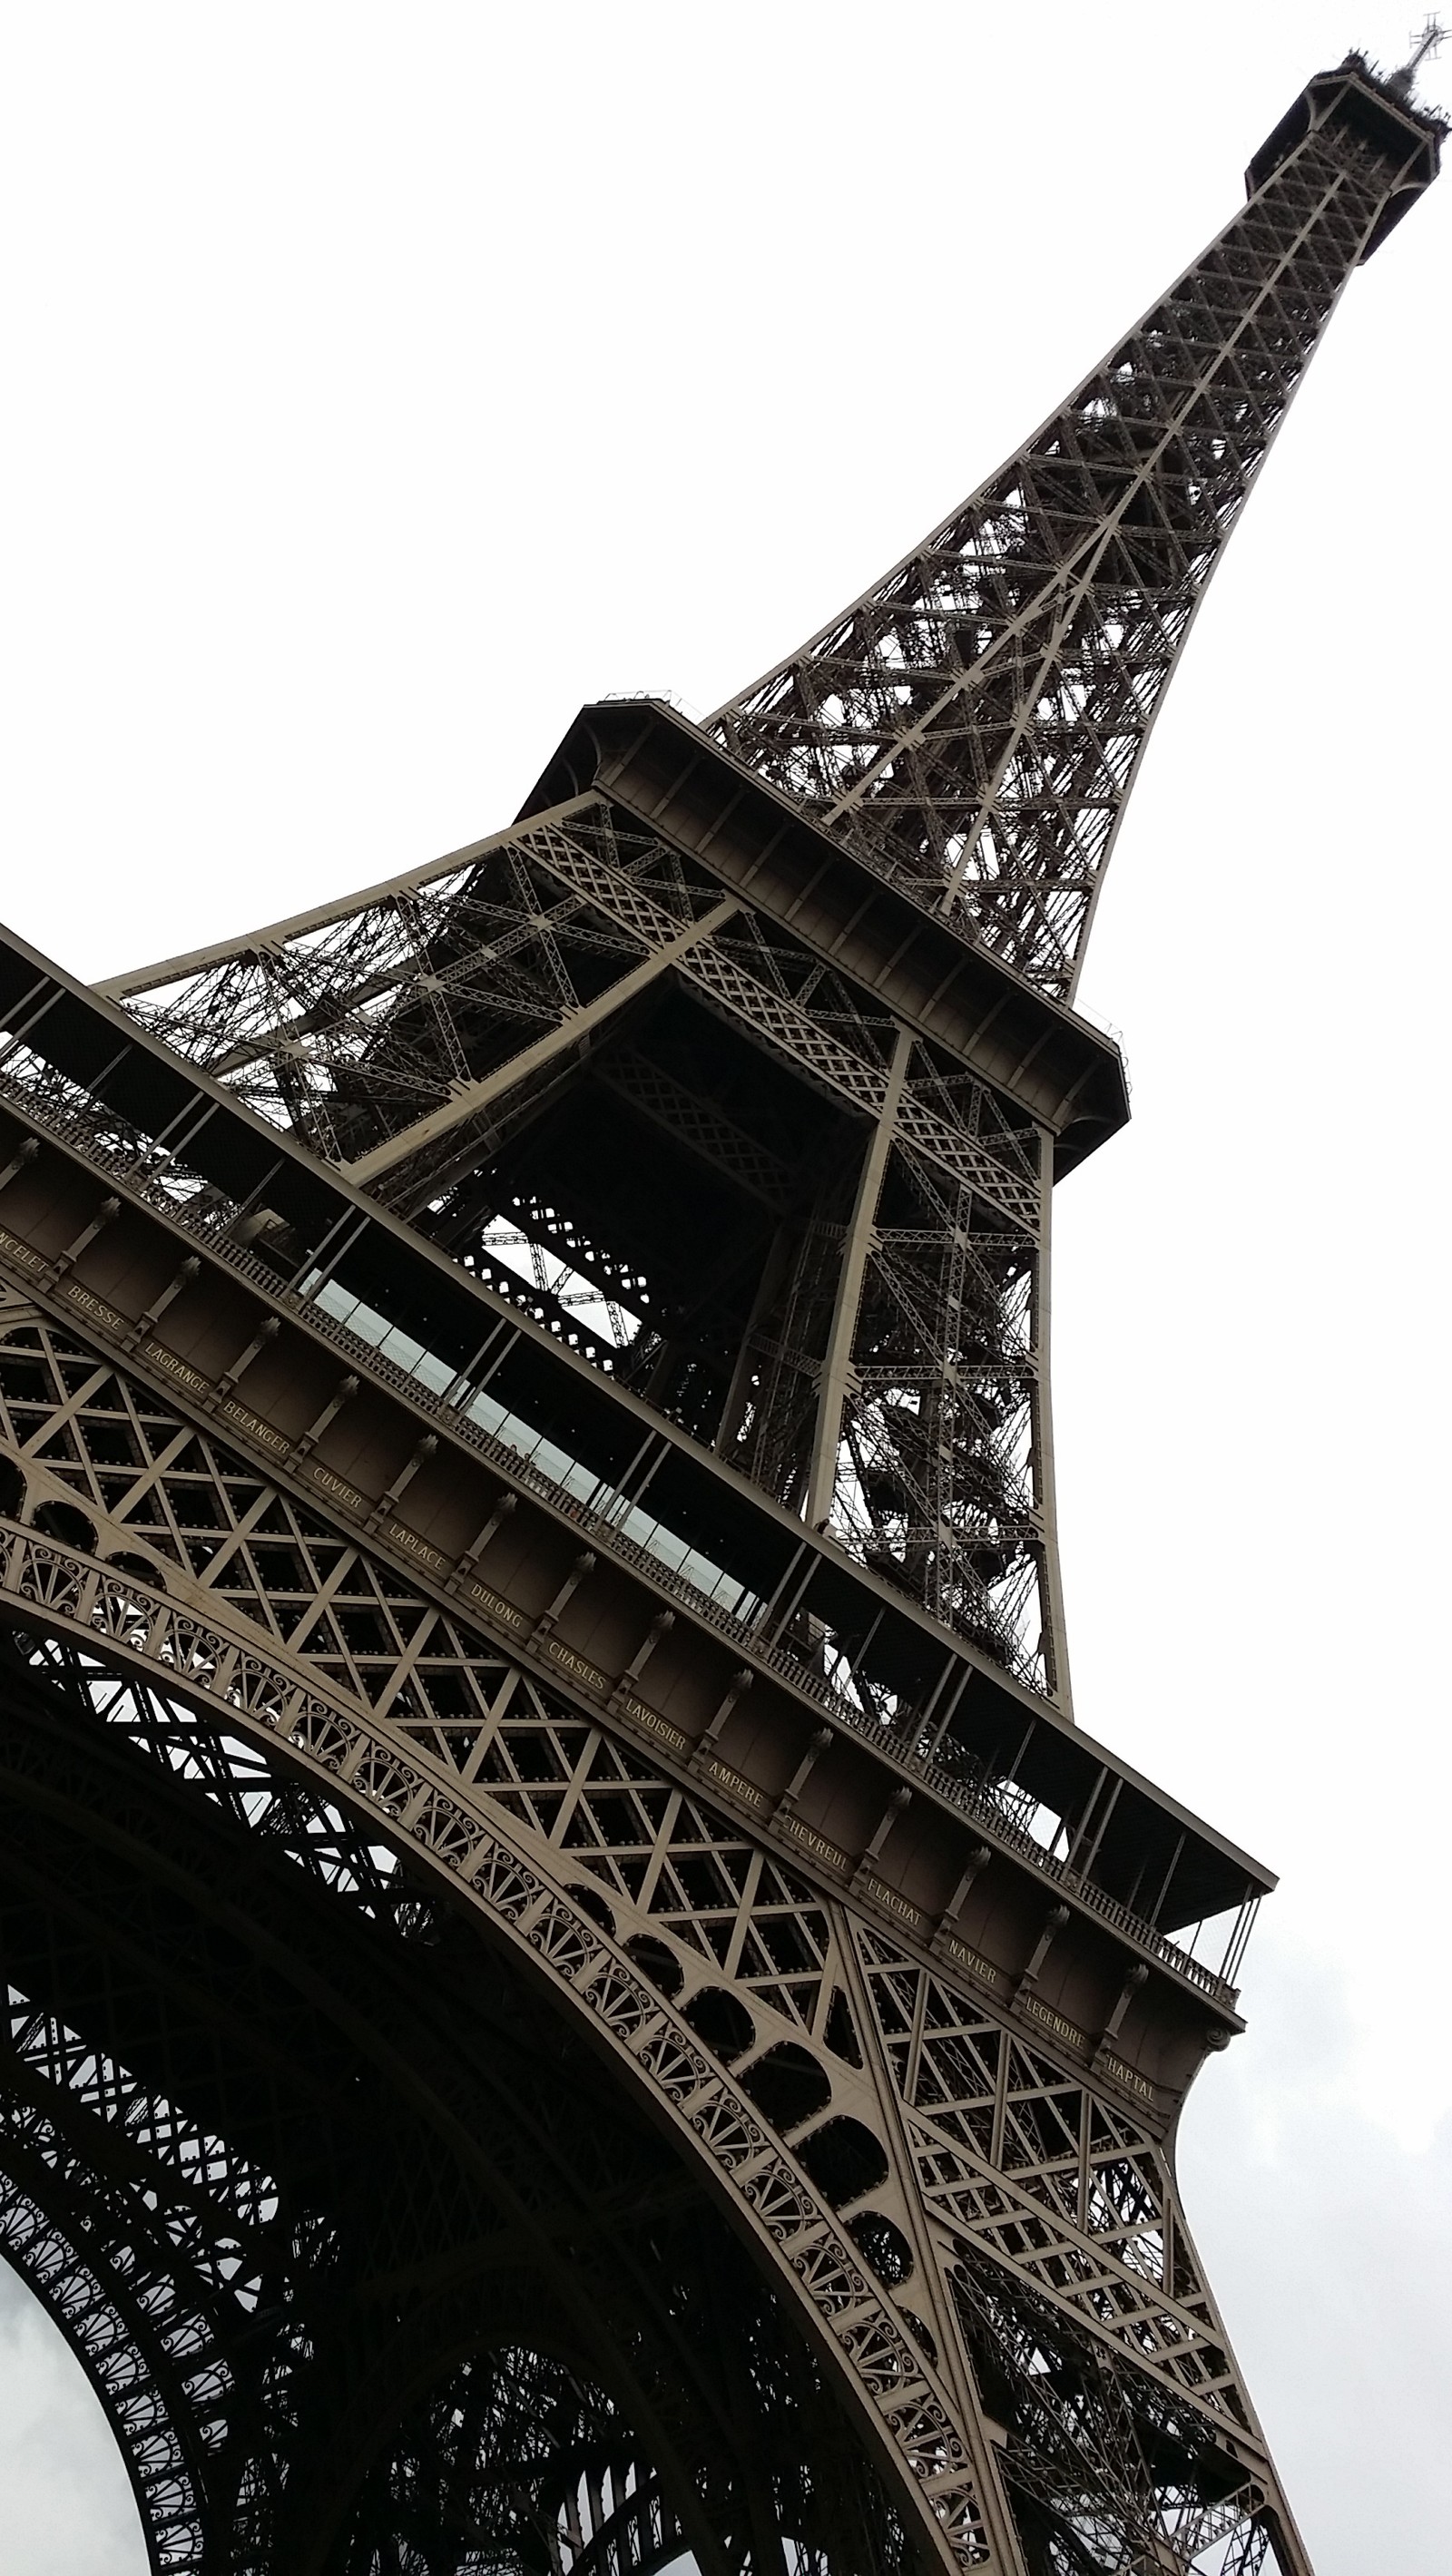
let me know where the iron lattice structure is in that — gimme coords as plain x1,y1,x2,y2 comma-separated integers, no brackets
0,49,1440,2576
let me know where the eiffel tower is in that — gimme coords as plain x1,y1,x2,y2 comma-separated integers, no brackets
0,44,1441,2576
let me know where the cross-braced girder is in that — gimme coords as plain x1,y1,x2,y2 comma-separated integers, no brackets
0,1526,1299,2576
86,69,1443,1660
0,1272,1306,2572
711,57,1443,1001
2,41,1442,2576
96,806,1059,1684
0,1612,927,2576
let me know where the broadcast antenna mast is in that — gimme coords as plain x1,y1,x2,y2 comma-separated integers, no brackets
1388,15,1446,94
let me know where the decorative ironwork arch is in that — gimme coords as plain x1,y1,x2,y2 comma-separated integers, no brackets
0,2163,201,2570
0,1516,987,2572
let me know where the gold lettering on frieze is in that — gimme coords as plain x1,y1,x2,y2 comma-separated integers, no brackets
308,1462,368,1515
546,1641,609,1694
778,1813,850,1871
1022,1994,1087,2051
218,1396,290,1458
706,1758,769,1815
618,1698,689,1754
463,1578,526,1633
0,1227,44,1275
1101,2051,1157,2104
144,1340,211,1396
937,1933,1004,1990
861,1875,927,1932
385,1520,449,1574
64,1283,127,1336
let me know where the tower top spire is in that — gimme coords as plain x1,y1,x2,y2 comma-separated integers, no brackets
1389,15,1446,97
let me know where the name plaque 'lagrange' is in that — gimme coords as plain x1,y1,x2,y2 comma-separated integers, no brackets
143,1338,211,1397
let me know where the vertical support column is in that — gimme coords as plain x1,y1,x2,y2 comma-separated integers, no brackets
803,1027,914,1530
1030,1126,1074,1713
715,1219,795,1455
832,1916,1035,2573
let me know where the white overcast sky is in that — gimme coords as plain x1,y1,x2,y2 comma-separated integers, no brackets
0,5,1448,2571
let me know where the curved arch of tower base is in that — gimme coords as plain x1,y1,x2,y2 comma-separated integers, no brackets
0,1357,1303,2576
0,1610,926,2576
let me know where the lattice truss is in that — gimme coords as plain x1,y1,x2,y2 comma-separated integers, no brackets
117,808,717,1171
0,1627,923,2576
0,1676,703,2576
8,47,1433,2576
0,1982,257,2571
0,1631,1292,2576
104,815,1055,1683
0,1627,934,2571
735,1113,1048,1676
858,1934,1279,2576
711,103,1408,999
0,1308,1296,2572
91,60,1439,1712
0,1306,929,2047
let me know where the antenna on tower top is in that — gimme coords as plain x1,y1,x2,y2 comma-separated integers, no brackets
1388,14,1446,96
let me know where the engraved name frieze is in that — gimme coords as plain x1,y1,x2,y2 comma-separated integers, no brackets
1022,1994,1087,2051
936,1932,1004,1990
860,1875,928,1932
0,1227,44,1275
461,1577,526,1631
1100,2051,1157,2104
143,1339,211,1396
546,1641,609,1694
64,1282,127,1336
778,1813,850,1871
307,1462,368,1515
385,1519,450,1575
617,1699,689,1753
218,1396,291,1458
706,1758,770,1814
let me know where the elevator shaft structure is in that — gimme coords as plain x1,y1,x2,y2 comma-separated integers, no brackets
0,50,1441,2576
